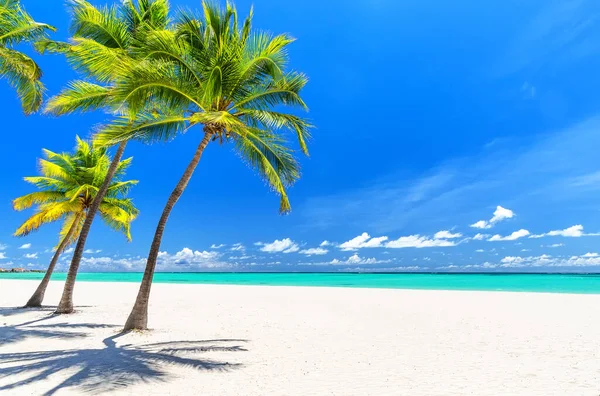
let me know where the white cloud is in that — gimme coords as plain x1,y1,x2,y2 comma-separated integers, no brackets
473,233,488,240
434,230,462,239
171,248,219,262
0,244,6,251
299,247,329,256
319,240,332,247
385,235,456,249
489,229,530,241
329,253,387,265
211,244,225,249
470,220,489,229
84,249,102,254
0,252,6,260
64,248,74,254
19,243,31,249
77,248,228,272
470,206,514,229
23,253,38,259
547,243,564,248
230,243,245,251
580,252,598,258
339,232,388,250
258,238,300,253
530,225,592,239
475,249,485,253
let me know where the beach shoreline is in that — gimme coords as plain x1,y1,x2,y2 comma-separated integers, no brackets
1,279,599,395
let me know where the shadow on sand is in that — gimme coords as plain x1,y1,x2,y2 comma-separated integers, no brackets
0,313,247,395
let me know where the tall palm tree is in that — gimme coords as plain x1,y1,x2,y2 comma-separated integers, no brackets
13,137,139,307
41,0,171,314
94,1,311,331
0,0,55,114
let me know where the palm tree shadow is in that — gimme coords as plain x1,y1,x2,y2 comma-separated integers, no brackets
0,334,247,395
0,306,56,317
0,314,117,347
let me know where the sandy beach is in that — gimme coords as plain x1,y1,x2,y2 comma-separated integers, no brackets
0,279,599,395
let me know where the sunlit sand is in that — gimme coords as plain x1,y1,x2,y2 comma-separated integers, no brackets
1,280,599,395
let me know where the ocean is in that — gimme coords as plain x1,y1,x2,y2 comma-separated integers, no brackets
1,272,600,293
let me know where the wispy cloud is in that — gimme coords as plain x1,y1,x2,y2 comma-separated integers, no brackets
210,244,225,249
301,117,600,244
385,235,456,249
23,253,38,259
230,243,245,251
19,243,31,250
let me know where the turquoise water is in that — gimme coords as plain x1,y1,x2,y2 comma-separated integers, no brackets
1,272,600,293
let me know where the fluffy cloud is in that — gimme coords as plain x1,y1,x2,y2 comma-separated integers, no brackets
440,252,600,271
0,252,6,260
385,235,456,248
211,244,225,249
77,248,227,272
472,233,488,241
488,229,530,241
530,225,593,239
470,206,514,229
329,253,388,265
19,243,31,249
258,238,299,253
84,249,102,254
339,233,388,250
23,253,38,259
434,230,462,239
64,248,74,254
299,247,329,256
320,240,332,247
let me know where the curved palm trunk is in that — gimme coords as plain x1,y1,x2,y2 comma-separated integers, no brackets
25,212,84,308
124,133,211,331
55,141,128,314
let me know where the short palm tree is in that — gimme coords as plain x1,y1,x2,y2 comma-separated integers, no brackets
13,137,138,307
93,2,311,331
41,0,171,314
0,0,55,114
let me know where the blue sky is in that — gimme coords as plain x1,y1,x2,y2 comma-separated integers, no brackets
2,0,600,272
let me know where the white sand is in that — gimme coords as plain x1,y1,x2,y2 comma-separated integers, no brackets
0,280,599,395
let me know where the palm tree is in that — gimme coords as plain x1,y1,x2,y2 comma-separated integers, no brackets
41,0,171,314
0,0,55,114
13,137,139,307
93,1,311,331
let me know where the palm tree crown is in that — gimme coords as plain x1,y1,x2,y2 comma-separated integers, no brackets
93,1,311,212
13,136,139,245
0,0,55,114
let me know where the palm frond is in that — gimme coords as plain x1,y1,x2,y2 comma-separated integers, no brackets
45,80,111,115
94,113,190,146
13,191,66,211
0,47,43,114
